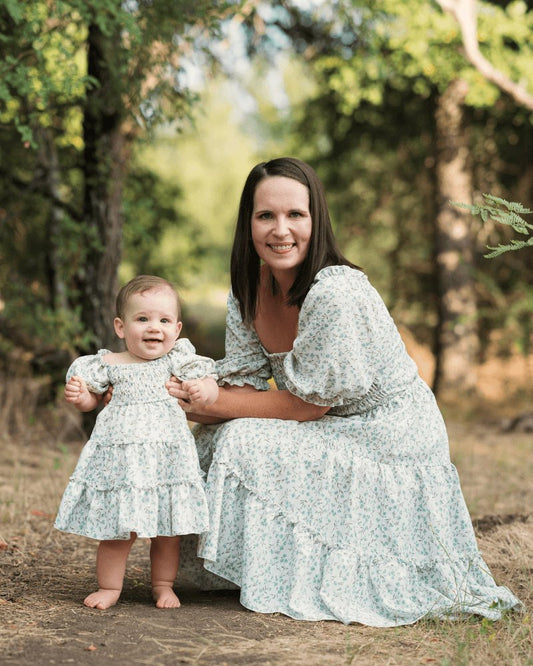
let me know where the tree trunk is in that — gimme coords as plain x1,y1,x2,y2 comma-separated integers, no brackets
36,126,69,312
78,22,130,352
433,79,479,398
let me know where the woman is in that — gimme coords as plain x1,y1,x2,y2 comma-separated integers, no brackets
171,157,520,626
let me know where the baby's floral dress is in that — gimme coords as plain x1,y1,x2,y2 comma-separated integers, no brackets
55,339,216,540
179,266,522,626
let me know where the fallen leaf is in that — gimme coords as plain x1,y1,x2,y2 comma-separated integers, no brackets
30,510,53,518
85,645,97,651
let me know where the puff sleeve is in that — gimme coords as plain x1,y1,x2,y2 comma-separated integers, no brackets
65,350,111,394
168,339,217,381
215,291,272,391
283,268,378,406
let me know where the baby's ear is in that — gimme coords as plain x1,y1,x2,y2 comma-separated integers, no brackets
114,317,126,339
175,321,183,339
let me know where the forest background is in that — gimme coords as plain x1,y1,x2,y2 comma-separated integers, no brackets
1,2,532,664
1,0,532,414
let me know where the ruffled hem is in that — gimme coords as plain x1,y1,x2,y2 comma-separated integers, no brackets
180,464,522,626
67,431,206,489
215,372,271,392
55,481,209,540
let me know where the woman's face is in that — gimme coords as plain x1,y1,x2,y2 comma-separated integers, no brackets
251,176,312,280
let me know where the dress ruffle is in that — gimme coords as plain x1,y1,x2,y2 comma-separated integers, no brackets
215,358,272,391
176,387,522,624
55,479,209,540
183,449,520,626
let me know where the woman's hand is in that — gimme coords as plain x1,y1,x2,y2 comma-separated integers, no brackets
166,376,194,411
182,377,219,407
102,385,114,407
166,376,328,423
166,376,224,424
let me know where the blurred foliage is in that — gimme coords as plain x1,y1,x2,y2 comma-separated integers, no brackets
0,0,236,143
121,166,186,282
0,0,532,387
0,0,239,358
134,80,260,291
235,0,533,356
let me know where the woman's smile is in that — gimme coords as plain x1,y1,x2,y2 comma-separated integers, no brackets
268,242,296,252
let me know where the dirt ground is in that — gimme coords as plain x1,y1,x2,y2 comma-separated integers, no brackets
1,403,532,665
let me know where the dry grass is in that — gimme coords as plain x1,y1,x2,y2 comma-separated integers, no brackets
0,398,532,665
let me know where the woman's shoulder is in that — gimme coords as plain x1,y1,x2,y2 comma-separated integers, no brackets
315,264,365,281
310,265,368,296
299,266,382,320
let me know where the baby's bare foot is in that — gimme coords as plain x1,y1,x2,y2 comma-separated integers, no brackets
152,585,181,609
84,588,121,610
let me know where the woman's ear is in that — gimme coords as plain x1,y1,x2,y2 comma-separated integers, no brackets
114,317,125,339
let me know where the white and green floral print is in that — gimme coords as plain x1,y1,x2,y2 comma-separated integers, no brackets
55,339,215,540
178,266,521,627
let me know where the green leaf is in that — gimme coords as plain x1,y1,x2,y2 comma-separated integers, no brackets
453,195,533,257
2,0,23,23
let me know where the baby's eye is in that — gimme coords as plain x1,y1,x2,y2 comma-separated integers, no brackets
161,318,171,324
138,316,148,322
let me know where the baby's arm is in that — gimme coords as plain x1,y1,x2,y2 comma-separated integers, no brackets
181,377,219,407
65,375,101,412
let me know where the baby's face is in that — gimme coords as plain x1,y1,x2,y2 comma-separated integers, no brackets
114,287,182,361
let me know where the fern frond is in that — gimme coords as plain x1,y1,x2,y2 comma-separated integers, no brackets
481,194,533,215
452,194,533,258
484,237,533,258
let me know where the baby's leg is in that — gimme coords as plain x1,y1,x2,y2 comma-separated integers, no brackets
84,534,137,610
150,535,181,608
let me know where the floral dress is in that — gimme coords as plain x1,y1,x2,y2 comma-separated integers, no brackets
54,339,216,540
178,266,521,626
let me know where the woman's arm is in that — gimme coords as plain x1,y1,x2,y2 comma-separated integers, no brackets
166,379,329,423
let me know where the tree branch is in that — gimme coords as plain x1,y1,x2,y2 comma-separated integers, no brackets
0,168,82,221
436,0,533,110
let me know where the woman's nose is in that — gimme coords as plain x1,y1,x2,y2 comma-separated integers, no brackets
272,216,290,236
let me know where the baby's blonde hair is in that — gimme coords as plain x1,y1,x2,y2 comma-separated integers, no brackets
115,275,181,320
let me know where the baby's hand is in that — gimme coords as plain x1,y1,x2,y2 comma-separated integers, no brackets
65,375,90,405
64,375,100,412
181,377,218,407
